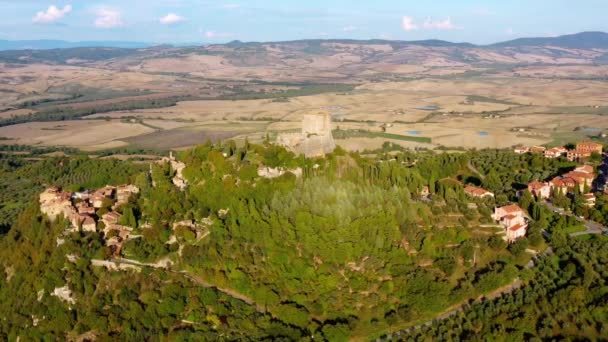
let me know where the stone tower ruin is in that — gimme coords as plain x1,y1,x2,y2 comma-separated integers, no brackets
277,112,336,158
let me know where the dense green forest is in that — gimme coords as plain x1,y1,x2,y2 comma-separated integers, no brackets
0,143,606,340
397,234,608,341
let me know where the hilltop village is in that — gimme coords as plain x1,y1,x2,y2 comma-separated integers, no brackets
37,116,607,256
38,152,202,257
17,128,608,340
40,184,141,254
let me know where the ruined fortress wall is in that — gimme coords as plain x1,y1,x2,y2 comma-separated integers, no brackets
277,112,336,158
302,135,336,158
302,113,332,136
300,113,335,157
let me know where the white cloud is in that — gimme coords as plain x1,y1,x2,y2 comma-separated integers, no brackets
505,28,515,36
422,17,460,30
160,13,186,25
33,5,72,24
342,25,357,32
95,8,123,28
401,16,418,31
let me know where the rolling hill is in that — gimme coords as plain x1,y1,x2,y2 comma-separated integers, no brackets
490,31,608,49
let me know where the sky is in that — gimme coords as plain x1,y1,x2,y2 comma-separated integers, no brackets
1,0,608,44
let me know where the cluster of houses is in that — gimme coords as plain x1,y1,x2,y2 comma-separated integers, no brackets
527,164,596,207
492,204,529,243
514,141,603,162
462,185,527,242
39,184,140,254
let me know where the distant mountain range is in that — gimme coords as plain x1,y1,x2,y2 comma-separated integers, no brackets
1,32,608,51
490,31,608,49
0,40,154,51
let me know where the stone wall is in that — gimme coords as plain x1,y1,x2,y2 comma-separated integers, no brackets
277,112,335,158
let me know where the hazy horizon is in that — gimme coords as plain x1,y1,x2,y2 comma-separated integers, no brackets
2,0,608,45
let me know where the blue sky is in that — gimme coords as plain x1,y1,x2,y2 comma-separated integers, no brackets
1,0,607,44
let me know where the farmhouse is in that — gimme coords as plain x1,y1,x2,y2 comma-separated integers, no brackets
492,204,528,243
544,146,567,159
464,185,494,198
513,146,530,154
528,180,551,199
530,146,546,153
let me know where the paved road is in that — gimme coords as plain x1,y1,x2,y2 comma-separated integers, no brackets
543,201,607,236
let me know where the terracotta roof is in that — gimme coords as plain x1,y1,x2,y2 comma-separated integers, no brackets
553,177,576,187
464,186,492,196
81,215,95,225
528,181,547,190
510,223,526,231
530,146,546,152
500,204,523,213
564,171,594,179
503,214,517,220
545,147,566,154
102,212,122,222
575,165,594,174
584,193,596,199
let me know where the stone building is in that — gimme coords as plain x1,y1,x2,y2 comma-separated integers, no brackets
277,112,336,158
492,204,528,243
528,181,551,199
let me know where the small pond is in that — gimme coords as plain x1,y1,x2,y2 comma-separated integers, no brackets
416,105,440,111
